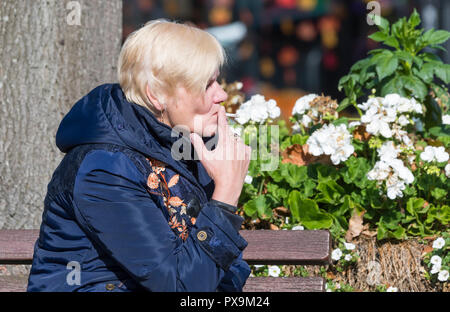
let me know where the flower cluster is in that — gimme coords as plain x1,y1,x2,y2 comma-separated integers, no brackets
358,94,422,145
331,242,358,274
367,141,415,200
235,94,280,125
291,94,339,131
424,236,449,283
306,123,354,165
420,146,449,163
249,265,282,278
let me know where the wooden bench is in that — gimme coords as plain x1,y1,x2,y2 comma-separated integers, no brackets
0,229,331,292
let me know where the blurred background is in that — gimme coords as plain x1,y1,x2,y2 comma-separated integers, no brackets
123,0,450,120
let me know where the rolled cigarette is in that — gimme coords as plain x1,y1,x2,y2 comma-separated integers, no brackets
225,113,237,118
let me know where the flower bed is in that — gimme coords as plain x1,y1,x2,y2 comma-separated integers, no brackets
224,10,450,292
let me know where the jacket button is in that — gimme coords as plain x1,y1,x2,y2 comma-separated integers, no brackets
105,283,115,291
197,230,207,241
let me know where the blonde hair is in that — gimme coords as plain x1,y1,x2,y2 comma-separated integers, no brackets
118,19,226,113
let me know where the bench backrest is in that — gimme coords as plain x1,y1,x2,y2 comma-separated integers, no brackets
0,229,331,292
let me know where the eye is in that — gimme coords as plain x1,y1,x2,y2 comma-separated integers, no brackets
206,80,215,90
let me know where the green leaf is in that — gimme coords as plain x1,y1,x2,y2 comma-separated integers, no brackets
280,163,308,188
288,191,333,229
375,51,398,81
384,36,399,49
425,30,450,45
403,75,428,99
377,221,406,240
406,197,426,215
381,76,406,96
431,188,447,201
394,50,413,64
243,195,272,220
316,178,345,204
337,98,351,112
291,134,308,145
303,179,316,198
368,31,389,42
418,63,436,83
408,8,421,28
434,63,450,84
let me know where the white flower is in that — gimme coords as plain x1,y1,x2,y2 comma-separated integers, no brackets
250,105,269,123
235,95,280,124
292,94,318,116
307,124,354,165
435,146,450,162
348,121,361,128
431,263,441,274
442,115,450,125
244,175,253,184
445,164,450,178
432,237,445,249
266,99,280,119
367,160,391,181
430,255,442,266
386,179,406,200
344,254,353,261
331,248,343,261
292,225,304,230
420,146,435,162
301,114,312,127
438,270,449,282
268,265,281,277
386,286,398,292
397,115,410,126
236,108,251,125
420,146,449,163
344,242,356,250
378,141,399,162
382,94,401,108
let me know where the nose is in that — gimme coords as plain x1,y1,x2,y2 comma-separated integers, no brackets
213,82,228,104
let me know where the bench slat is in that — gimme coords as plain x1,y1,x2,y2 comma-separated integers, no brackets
240,230,331,265
0,276,29,292
0,230,39,264
0,230,331,265
244,277,325,292
0,276,325,292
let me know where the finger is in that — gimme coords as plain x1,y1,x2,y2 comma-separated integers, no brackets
217,106,229,144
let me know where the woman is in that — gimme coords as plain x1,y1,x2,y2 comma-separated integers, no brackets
27,19,252,292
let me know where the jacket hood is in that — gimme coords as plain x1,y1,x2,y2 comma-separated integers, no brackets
56,84,216,188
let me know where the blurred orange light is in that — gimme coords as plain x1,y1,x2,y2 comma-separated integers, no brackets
278,46,300,67
296,20,317,41
297,0,317,12
209,7,232,26
260,57,276,78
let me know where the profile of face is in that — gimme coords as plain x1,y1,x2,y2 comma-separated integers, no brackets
150,70,228,138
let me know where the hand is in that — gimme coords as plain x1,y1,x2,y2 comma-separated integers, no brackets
190,106,251,206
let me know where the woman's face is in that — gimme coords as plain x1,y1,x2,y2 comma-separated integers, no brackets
166,71,228,137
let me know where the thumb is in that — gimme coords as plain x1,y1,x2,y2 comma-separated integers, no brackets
190,133,207,160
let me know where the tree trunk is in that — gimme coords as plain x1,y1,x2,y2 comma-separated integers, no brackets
0,0,122,229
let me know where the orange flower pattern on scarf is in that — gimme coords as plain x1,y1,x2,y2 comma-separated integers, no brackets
145,157,196,241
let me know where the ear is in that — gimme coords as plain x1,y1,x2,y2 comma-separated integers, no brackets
145,84,165,112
